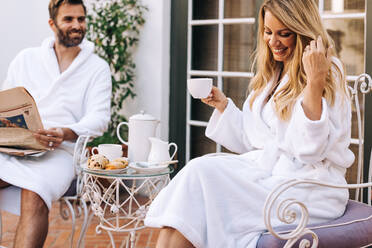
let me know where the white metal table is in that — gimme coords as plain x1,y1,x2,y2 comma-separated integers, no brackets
81,166,173,248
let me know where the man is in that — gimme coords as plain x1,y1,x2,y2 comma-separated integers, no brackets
0,0,111,247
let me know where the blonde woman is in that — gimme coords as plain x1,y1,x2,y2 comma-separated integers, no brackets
145,0,353,247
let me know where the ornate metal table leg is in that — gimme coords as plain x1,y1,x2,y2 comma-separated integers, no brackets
82,170,172,247
107,230,116,248
130,230,136,248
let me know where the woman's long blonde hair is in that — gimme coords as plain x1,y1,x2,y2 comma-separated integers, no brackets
249,0,347,121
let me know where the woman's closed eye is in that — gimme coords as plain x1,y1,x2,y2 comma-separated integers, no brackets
264,30,293,38
279,32,293,38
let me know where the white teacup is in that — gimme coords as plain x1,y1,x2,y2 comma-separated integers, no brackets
187,78,213,99
92,144,123,161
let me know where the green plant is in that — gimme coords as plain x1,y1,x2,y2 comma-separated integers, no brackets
86,0,146,146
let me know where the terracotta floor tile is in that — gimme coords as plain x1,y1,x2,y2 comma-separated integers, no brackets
1,202,160,247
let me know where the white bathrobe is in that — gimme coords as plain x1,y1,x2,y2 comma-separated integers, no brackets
144,59,354,248
0,37,111,215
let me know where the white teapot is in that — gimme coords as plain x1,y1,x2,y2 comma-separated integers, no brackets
147,137,178,163
117,111,159,162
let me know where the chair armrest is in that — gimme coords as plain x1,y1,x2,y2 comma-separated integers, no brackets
263,179,372,247
72,135,91,195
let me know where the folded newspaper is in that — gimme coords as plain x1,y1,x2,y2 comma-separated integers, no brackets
0,87,47,156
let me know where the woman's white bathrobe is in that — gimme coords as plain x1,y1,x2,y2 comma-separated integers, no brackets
144,61,354,247
0,37,111,215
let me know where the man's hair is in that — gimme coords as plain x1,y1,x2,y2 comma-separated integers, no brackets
48,0,87,22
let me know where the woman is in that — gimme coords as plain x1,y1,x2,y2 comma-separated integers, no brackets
145,0,354,247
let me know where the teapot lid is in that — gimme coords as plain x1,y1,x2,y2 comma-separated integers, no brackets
130,110,157,121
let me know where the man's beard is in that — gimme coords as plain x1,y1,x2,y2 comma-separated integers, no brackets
55,23,86,48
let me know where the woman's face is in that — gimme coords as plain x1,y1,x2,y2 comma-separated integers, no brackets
263,10,296,64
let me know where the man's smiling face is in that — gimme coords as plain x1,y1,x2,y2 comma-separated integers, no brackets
53,3,86,47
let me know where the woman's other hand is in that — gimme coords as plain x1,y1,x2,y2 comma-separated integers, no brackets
302,35,332,93
301,36,332,120
201,86,228,113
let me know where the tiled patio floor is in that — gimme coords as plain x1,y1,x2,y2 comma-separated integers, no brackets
1,202,160,248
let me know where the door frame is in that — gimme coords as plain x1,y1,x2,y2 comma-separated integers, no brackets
169,0,188,175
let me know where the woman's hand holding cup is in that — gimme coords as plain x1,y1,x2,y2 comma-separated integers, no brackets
201,86,228,113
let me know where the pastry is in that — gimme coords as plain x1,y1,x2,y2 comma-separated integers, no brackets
87,154,109,169
105,158,128,170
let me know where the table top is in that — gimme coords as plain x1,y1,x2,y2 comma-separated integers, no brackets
81,165,174,178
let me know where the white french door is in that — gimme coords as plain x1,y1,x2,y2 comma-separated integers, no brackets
185,0,367,189
186,0,260,162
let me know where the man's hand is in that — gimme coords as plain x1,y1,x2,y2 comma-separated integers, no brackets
33,128,65,149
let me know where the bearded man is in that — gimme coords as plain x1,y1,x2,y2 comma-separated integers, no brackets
0,0,111,247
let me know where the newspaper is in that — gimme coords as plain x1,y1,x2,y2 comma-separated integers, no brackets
0,87,47,156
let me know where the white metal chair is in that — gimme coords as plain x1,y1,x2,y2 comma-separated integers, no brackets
258,74,372,248
59,135,92,248
0,135,92,248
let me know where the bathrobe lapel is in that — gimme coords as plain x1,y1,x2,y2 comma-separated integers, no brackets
39,38,94,104
251,71,289,173
249,70,285,146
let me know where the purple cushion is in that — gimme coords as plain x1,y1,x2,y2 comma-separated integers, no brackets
257,200,372,248
62,178,77,197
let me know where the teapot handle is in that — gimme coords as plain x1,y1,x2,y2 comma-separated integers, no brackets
168,142,178,160
116,122,129,145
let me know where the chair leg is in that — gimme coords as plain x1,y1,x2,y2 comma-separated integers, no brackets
61,198,77,248
76,199,92,248
0,211,2,244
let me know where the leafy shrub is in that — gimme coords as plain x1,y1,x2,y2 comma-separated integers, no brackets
86,0,146,145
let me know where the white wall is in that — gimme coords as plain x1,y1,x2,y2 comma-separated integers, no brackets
0,0,52,83
0,0,171,140
122,0,171,140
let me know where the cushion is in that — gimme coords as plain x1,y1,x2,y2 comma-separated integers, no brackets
257,200,372,248
62,178,77,197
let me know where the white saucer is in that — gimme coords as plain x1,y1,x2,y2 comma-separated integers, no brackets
82,165,128,175
128,162,170,173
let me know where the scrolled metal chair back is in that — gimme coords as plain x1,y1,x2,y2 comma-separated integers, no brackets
263,73,372,247
348,73,372,204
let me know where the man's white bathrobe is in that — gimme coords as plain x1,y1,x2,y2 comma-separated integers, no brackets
0,37,111,215
144,61,354,247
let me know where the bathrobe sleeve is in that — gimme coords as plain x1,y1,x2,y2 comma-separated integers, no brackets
2,51,23,90
283,61,354,168
205,98,254,154
63,64,112,137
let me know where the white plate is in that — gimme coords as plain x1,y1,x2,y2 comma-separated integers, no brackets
128,162,170,173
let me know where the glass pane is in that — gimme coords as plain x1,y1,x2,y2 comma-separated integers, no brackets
190,126,216,159
347,80,364,194
346,144,362,198
223,24,255,72
192,25,218,71
324,0,365,13
224,0,256,18
324,18,364,75
349,81,365,139
222,77,250,109
190,76,217,122
193,0,218,20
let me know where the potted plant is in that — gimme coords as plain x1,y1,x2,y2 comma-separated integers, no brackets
86,0,146,153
